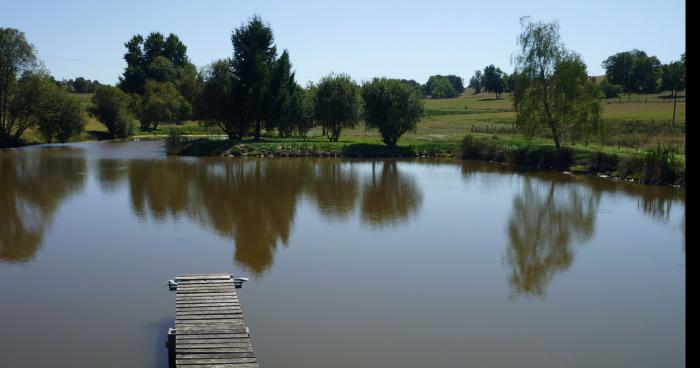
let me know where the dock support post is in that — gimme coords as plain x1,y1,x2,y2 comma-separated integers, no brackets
166,327,176,368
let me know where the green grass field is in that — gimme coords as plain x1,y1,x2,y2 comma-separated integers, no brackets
21,89,685,159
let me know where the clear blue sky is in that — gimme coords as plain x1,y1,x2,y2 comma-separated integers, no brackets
2,0,685,85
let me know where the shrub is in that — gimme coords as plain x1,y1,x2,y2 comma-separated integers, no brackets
37,88,86,143
586,151,619,173
511,146,573,169
641,145,682,184
90,85,137,138
165,129,188,155
459,135,488,159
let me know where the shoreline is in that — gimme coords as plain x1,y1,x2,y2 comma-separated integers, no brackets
3,137,685,188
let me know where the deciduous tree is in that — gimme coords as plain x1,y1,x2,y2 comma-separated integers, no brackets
513,17,602,149
314,73,361,142
361,78,424,147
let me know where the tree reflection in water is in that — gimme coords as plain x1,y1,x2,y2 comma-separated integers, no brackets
0,149,86,262
506,177,600,297
110,158,423,275
361,161,422,227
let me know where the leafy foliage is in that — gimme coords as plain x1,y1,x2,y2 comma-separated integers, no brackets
659,55,685,93
118,32,197,123
482,64,506,98
513,17,602,149
425,75,458,98
314,73,362,142
361,78,424,146
602,50,661,94
36,86,86,143
140,80,191,130
230,15,281,140
598,78,624,98
468,70,483,94
0,28,38,146
90,85,136,138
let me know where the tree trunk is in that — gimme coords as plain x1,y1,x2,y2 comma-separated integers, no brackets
552,131,561,150
254,120,261,141
540,68,559,150
672,89,677,125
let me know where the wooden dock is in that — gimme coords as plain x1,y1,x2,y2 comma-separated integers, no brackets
168,273,259,368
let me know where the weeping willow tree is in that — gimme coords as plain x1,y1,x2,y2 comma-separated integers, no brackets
512,17,602,149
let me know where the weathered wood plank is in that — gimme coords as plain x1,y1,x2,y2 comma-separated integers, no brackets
177,285,236,294
173,364,258,368
176,353,256,359
177,344,252,349
177,305,240,311
172,273,258,367
177,306,240,311
176,281,234,285
177,311,242,317
176,304,240,309
176,333,250,340
176,295,238,300
176,358,257,365
176,273,231,279
176,338,251,345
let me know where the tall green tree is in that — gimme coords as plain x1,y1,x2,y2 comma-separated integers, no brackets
118,32,196,115
602,49,661,95
230,15,280,140
196,59,245,139
468,70,483,94
445,75,465,94
425,75,458,98
314,73,362,142
513,17,602,149
0,28,38,146
266,50,299,137
482,64,506,98
361,78,424,147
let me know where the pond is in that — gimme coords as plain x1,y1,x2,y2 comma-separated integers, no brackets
0,141,685,368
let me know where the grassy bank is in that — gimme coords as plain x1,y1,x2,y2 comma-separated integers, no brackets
13,90,685,186
170,132,684,186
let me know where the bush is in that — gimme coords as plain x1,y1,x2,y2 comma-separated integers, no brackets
165,129,188,155
90,85,137,138
459,135,489,159
586,151,619,173
641,145,682,184
37,88,86,143
599,78,624,98
511,146,573,169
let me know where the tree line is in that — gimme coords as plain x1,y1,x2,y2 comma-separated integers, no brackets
1,28,87,147
56,77,102,93
90,16,424,146
0,16,685,149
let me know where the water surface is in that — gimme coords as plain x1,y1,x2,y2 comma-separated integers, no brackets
0,141,685,367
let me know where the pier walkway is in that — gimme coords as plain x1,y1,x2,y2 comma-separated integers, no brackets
168,273,258,368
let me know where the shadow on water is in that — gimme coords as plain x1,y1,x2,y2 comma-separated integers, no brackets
147,317,175,368
460,161,685,296
0,148,86,263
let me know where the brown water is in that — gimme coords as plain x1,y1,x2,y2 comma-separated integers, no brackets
0,141,685,368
